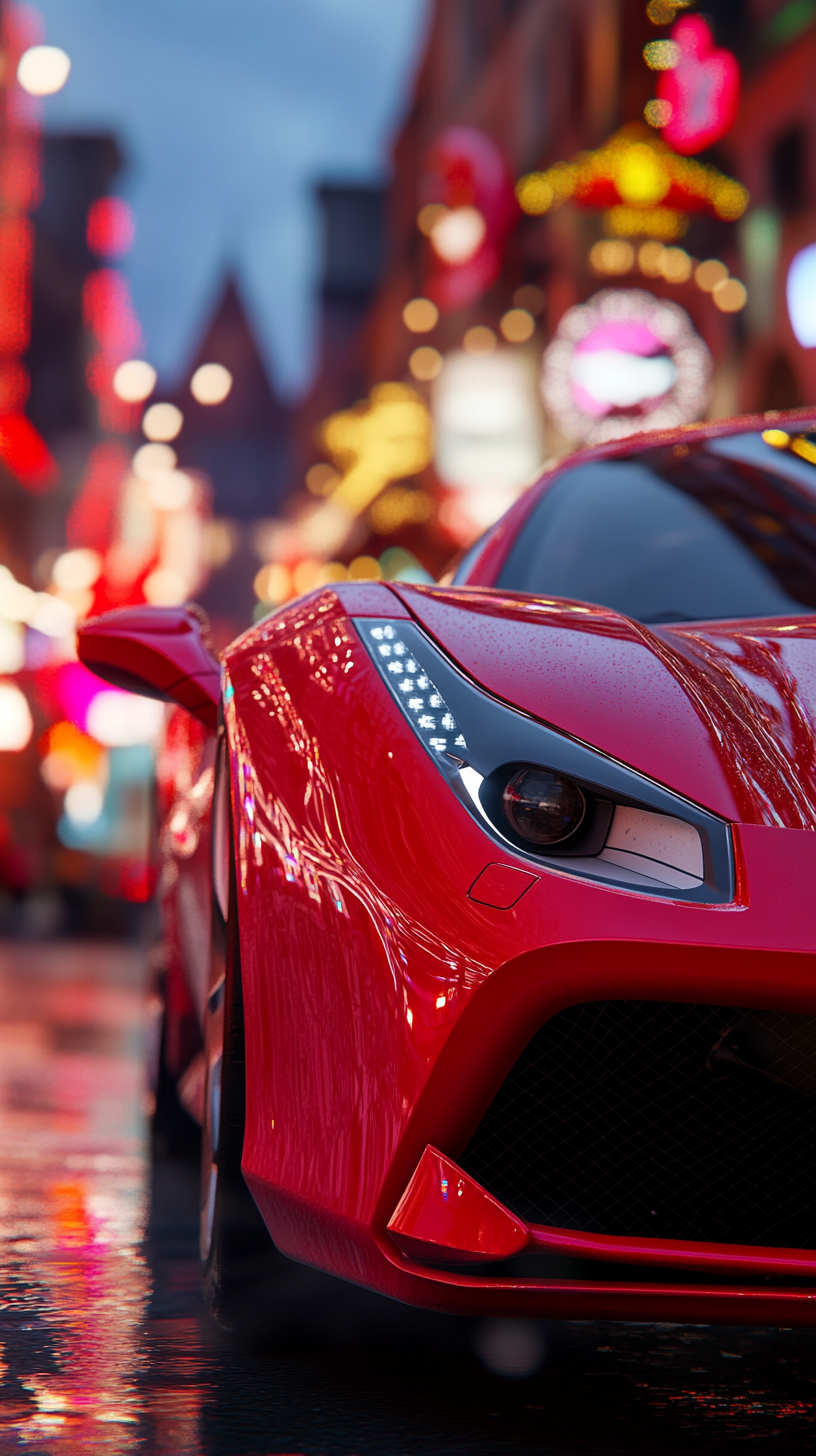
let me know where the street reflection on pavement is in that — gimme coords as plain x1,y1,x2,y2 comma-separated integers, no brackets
2,942,816,1454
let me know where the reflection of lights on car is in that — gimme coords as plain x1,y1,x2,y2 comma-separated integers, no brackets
429,206,486,265
113,359,156,402
17,45,71,96
0,682,33,751
541,289,711,444
787,242,816,347
190,362,232,405
142,402,183,442
403,298,439,333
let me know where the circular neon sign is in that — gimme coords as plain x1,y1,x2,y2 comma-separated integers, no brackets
541,288,711,444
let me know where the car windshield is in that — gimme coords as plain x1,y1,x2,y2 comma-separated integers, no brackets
495,431,816,623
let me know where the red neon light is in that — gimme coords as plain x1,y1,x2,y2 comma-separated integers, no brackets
0,217,33,353
0,413,58,491
657,15,740,156
87,197,134,258
82,269,141,357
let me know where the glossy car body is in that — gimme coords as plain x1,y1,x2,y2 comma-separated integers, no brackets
84,409,816,1325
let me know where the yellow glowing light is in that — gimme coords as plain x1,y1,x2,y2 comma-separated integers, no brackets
52,548,102,592
142,402,183,442
417,203,447,236
647,0,690,20
203,519,236,567
306,462,339,495
617,145,670,206
604,206,687,240
712,178,749,221
112,359,156,403
143,566,188,604
638,240,665,276
254,563,291,604
317,561,348,585
403,298,439,333
312,383,433,548
430,206,486,265
132,442,177,478
792,436,816,464
762,429,791,448
515,174,555,215
644,99,673,128
463,326,496,356
190,362,232,405
348,556,382,581
291,559,323,595
660,246,692,283
695,258,729,291
0,682,33,751
516,127,747,233
368,487,433,534
500,308,535,342
17,45,71,96
409,346,443,381
590,239,635,275
712,277,747,312
643,39,679,69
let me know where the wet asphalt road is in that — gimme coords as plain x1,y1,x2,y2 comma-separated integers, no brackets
2,943,816,1453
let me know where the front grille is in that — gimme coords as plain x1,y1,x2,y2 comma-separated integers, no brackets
460,1001,816,1249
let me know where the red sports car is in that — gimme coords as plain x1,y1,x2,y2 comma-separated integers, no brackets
79,409,816,1328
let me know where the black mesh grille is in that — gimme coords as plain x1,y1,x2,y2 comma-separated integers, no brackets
460,1002,816,1248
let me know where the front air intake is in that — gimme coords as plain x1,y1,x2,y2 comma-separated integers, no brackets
459,1001,816,1249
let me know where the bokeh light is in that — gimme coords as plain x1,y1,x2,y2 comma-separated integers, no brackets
113,360,156,402
712,277,747,312
409,345,443,381
132,442,177,478
430,206,486,264
142,402,183,441
190,362,233,405
402,297,439,333
17,45,71,96
0,682,33,751
695,258,729,291
305,462,339,494
500,308,535,342
463,326,496,355
52,548,102,592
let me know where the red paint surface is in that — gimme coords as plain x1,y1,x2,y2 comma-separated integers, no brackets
220,577,816,1322
387,1145,528,1264
468,863,539,909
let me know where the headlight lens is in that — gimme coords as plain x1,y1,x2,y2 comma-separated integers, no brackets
503,767,586,846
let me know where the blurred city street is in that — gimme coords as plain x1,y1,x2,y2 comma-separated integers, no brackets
0,943,813,1450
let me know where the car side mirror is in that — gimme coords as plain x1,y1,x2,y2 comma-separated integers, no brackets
77,604,220,732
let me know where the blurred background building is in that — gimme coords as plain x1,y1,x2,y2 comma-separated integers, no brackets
2,0,816,928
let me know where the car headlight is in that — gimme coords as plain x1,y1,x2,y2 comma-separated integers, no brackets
358,617,733,905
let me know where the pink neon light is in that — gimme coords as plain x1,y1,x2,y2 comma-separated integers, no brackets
658,16,740,156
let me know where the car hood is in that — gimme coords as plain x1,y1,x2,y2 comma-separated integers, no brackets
388,584,816,829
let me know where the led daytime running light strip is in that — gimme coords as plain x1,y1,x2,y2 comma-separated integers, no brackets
362,622,467,756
